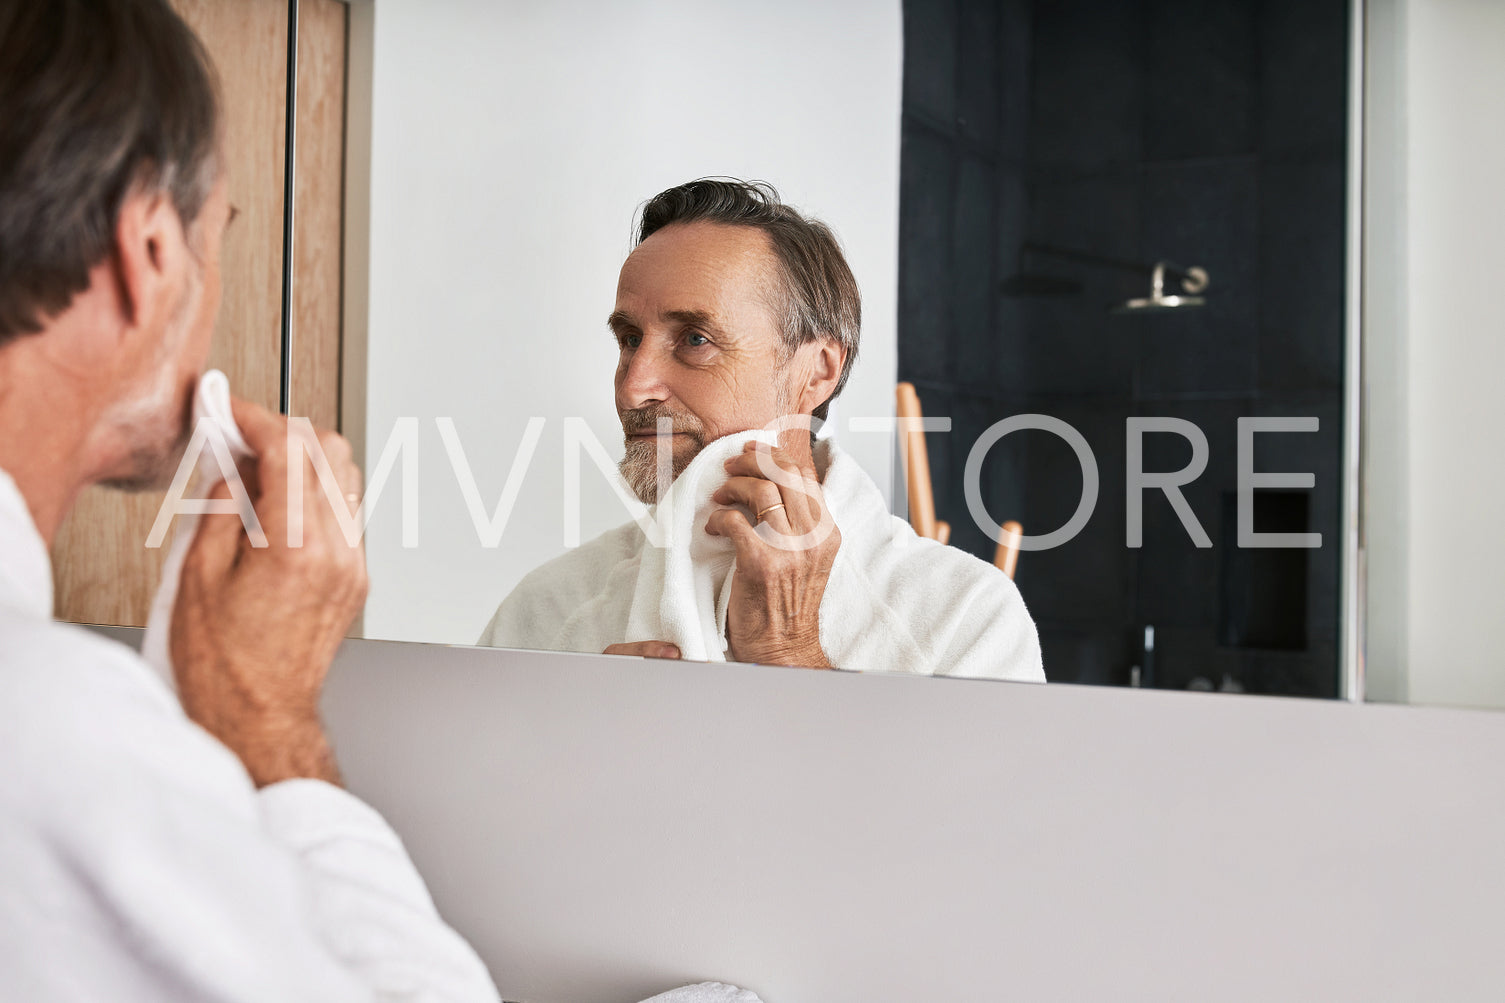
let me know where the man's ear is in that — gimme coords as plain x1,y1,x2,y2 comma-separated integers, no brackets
110,188,188,336
796,337,847,415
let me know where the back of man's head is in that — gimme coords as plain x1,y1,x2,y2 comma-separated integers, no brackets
636,178,861,422
0,0,219,346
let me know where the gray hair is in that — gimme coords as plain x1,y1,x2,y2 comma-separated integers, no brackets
0,0,220,343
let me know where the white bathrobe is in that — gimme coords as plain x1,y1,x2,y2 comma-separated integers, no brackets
480,435,1045,681
0,467,498,1001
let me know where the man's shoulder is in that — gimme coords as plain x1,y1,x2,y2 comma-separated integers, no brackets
524,520,646,584
817,454,1043,679
0,611,164,703
477,520,645,648
503,519,646,611
860,523,1016,599
0,611,249,808
821,439,1021,606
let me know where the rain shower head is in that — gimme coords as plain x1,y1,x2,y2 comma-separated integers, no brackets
1111,261,1209,314
1000,243,1211,313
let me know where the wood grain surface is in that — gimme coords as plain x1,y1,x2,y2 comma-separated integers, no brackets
52,0,347,628
290,0,348,432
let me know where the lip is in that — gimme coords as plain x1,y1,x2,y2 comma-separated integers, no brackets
628,430,685,437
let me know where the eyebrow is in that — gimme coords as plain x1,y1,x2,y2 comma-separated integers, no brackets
606,310,636,337
608,304,731,335
606,308,728,338
662,309,724,337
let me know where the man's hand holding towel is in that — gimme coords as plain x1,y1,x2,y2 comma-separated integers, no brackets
170,396,368,788
707,426,840,668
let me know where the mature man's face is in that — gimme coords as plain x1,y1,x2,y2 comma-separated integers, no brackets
610,221,802,503
100,173,231,490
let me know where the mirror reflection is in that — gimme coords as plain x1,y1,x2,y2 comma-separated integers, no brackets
354,0,1353,696
472,180,1043,680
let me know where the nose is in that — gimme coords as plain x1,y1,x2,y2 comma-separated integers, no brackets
615,339,672,411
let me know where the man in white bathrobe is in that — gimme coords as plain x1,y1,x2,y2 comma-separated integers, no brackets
480,180,1044,681
0,2,506,997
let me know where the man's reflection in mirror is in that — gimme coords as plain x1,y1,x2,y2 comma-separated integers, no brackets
479,179,1042,680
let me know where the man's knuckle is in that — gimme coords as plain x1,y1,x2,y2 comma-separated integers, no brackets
317,430,352,461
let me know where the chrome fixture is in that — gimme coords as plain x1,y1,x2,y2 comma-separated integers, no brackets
1113,261,1210,313
1000,242,1212,313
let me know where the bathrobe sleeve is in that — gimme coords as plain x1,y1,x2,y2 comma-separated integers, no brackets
0,617,498,1002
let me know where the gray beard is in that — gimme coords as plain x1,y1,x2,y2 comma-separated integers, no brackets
98,417,193,492
619,434,701,504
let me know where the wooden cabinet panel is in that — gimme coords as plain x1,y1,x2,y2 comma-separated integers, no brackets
291,0,348,432
180,0,290,415
50,490,174,627
51,0,346,628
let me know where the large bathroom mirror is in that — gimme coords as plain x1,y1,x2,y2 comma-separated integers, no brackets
343,0,1360,695
332,0,1505,710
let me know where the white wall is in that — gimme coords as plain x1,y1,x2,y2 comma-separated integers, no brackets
359,0,902,645
1364,0,1505,709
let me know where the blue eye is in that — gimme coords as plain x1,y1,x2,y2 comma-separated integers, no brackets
685,332,710,347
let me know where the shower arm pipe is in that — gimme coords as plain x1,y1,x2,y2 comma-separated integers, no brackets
1019,241,1208,292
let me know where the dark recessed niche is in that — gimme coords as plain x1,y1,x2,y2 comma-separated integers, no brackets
1219,490,1309,651
896,0,1348,697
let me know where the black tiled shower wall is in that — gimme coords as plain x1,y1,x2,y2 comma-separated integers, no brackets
898,0,1349,697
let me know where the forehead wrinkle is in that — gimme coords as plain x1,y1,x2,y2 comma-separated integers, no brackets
618,221,786,346
713,225,788,332
749,242,795,357
660,308,728,337
698,231,785,350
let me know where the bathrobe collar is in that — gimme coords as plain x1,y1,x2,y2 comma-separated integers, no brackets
0,467,53,620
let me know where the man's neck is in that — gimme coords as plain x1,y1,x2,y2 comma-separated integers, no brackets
0,345,106,547
807,435,833,483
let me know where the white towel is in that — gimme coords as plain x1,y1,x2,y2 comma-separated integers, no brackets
638,982,764,1003
622,429,775,662
140,369,253,691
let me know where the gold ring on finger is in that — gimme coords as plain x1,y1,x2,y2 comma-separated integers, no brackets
756,502,786,525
